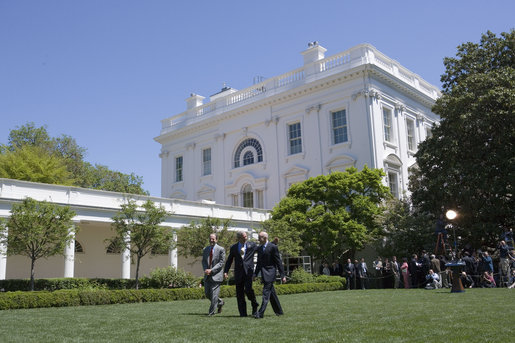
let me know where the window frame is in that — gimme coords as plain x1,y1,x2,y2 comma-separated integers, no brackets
202,148,212,176
175,155,183,183
288,121,303,155
331,109,349,145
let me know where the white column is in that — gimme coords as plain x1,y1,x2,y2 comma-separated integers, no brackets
0,226,7,280
169,232,178,268
63,227,76,278
121,231,131,279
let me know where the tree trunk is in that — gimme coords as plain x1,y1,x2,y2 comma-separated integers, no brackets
135,255,141,290
30,258,36,291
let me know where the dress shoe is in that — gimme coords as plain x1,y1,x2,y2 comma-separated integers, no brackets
252,305,259,316
275,312,284,316
217,300,224,313
253,313,263,319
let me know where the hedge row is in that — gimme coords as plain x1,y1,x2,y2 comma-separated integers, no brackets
0,281,343,310
0,278,138,292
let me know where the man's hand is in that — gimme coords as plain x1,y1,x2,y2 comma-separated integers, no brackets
204,269,212,275
281,277,286,283
223,272,228,279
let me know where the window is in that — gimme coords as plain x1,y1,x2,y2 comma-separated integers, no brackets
288,122,302,155
331,109,348,144
231,194,238,206
202,148,211,176
234,138,263,168
425,126,433,139
75,240,84,253
383,108,393,143
256,189,264,208
106,242,121,254
243,151,254,166
175,156,183,182
242,184,253,208
388,171,399,199
406,118,415,151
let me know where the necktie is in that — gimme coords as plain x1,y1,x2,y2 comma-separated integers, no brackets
209,247,213,267
240,244,245,258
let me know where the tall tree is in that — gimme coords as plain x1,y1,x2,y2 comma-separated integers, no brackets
2,122,148,195
374,198,434,259
0,145,75,185
0,198,76,291
267,167,391,261
176,217,235,263
410,30,515,249
109,199,173,289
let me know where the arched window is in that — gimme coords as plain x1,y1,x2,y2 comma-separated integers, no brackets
234,138,263,168
242,184,254,208
106,242,121,254
243,151,254,166
75,240,84,253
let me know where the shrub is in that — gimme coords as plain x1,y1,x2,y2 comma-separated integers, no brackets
289,268,316,284
147,266,200,289
315,274,346,286
0,282,343,310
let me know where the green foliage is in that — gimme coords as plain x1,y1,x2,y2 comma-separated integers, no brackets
411,30,515,249
0,198,76,291
81,163,148,195
176,217,235,261
313,275,345,285
268,167,391,261
374,198,434,258
289,267,316,284
147,266,201,289
109,200,173,289
0,145,75,185
0,282,343,310
1,122,148,195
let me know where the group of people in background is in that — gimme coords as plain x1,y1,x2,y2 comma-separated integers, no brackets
320,238,515,290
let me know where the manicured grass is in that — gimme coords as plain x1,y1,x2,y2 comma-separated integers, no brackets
0,288,512,342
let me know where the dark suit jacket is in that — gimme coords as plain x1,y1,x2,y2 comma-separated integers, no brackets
344,262,355,277
357,262,368,278
224,241,257,283
254,243,285,283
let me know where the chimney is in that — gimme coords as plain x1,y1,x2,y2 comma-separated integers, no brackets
300,41,327,65
186,93,205,109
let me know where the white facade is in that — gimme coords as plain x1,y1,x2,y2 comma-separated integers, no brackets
0,178,268,280
156,43,440,209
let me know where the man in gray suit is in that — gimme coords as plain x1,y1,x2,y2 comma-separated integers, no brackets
202,233,226,316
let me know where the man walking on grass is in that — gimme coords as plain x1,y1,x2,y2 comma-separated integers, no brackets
202,233,225,316
253,231,286,318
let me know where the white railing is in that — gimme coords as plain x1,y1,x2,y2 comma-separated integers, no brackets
319,52,351,72
276,68,305,87
227,84,267,105
160,44,440,135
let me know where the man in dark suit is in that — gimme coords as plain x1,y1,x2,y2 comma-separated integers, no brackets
253,231,286,318
344,258,355,290
223,231,259,317
202,233,225,316
357,258,368,290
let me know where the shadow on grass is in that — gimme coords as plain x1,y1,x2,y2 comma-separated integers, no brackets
180,312,243,318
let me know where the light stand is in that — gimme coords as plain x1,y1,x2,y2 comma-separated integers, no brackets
444,209,465,293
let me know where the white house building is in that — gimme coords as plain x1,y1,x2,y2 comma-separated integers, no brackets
0,178,268,280
156,43,440,209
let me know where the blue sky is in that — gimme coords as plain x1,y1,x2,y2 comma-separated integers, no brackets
1,1,513,197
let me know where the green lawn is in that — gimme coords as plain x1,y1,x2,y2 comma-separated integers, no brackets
0,288,513,342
